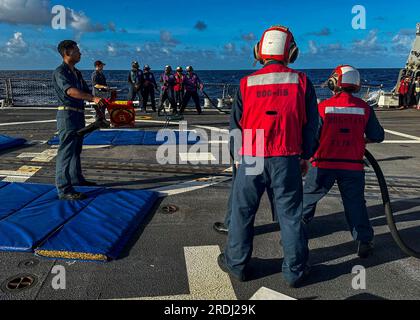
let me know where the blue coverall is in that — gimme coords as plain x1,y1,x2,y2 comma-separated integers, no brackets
53,63,90,197
91,70,108,119
302,107,385,242
224,66,321,285
128,69,143,102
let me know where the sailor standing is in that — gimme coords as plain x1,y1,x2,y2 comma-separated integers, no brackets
302,65,385,258
218,26,321,288
142,65,158,112
53,40,104,200
128,61,144,106
174,67,185,110
179,66,204,115
159,65,177,115
91,60,109,120
415,76,420,109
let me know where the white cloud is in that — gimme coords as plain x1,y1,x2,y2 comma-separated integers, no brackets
5,32,28,55
0,0,50,25
67,8,105,33
0,0,106,38
352,30,383,51
308,40,319,54
241,32,256,42
224,42,236,53
160,30,180,47
107,44,116,56
392,29,415,52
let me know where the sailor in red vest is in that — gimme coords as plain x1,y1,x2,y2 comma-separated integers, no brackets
302,65,385,258
174,67,185,109
158,65,177,115
217,26,321,288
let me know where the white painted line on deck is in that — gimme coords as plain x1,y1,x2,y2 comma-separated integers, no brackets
0,119,56,127
152,176,230,197
0,166,42,182
383,140,420,144
250,287,296,300
385,129,420,141
179,152,217,162
117,246,237,300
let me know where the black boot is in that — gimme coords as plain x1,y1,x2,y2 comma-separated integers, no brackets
357,241,374,259
213,222,228,235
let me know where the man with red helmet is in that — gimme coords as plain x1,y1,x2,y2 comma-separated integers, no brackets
302,65,385,258
217,26,321,288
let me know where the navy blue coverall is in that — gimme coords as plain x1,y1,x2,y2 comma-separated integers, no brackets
142,71,157,112
224,67,321,285
53,63,90,197
128,69,143,102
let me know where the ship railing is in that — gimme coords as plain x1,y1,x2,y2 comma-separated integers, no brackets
0,78,383,109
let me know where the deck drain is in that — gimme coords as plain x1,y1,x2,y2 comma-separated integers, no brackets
161,205,179,214
1,274,38,293
18,259,40,269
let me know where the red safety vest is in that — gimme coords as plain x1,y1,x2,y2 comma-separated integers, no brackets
398,81,409,95
174,73,184,92
312,92,370,171
239,63,307,157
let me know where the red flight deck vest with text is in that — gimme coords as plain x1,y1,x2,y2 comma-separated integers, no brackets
239,63,307,157
312,92,370,171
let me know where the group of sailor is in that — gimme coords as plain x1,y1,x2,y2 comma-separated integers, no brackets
398,74,420,110
52,24,385,287
91,60,204,116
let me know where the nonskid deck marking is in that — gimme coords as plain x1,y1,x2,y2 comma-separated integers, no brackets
250,287,296,300
116,246,237,300
0,166,42,182
151,176,230,197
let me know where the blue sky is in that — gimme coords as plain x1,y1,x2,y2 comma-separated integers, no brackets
0,0,417,70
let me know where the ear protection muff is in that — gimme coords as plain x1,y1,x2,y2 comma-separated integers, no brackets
327,73,338,91
253,41,262,65
288,39,299,64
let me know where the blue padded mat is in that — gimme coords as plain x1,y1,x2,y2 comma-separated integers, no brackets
36,188,158,261
0,183,158,261
48,130,201,146
0,135,26,151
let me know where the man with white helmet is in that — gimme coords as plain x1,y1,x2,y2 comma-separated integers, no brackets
302,65,385,258
179,66,204,115
218,26,321,288
159,65,177,115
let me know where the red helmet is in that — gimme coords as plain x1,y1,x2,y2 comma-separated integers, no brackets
254,25,299,65
327,65,361,93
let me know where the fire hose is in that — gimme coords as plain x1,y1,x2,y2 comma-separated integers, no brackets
365,150,420,259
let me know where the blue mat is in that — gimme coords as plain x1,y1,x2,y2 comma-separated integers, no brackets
0,134,26,151
48,130,201,146
0,182,158,261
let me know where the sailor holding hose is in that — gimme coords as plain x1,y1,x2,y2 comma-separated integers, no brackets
53,40,105,201
302,65,385,258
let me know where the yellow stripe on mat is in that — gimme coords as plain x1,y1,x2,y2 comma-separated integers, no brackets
36,250,108,262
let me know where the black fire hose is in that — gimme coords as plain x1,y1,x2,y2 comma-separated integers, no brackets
76,119,107,137
202,91,230,115
365,150,420,259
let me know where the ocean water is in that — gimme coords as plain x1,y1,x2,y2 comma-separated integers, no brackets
0,69,400,106
0,69,399,89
